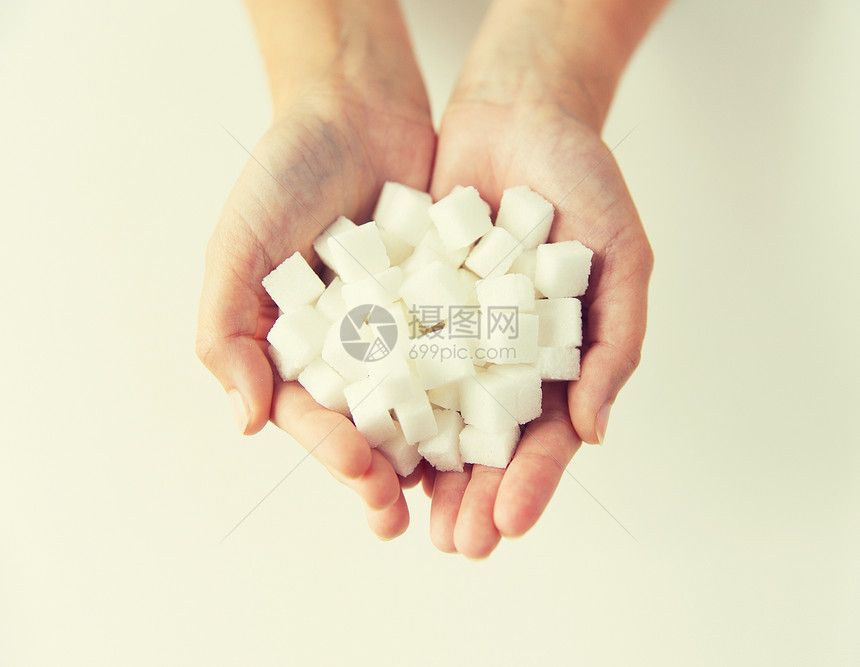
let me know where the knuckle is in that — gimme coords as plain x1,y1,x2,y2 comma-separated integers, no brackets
626,345,643,373
602,339,642,378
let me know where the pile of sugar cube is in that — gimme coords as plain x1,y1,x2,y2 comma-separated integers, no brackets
262,183,592,475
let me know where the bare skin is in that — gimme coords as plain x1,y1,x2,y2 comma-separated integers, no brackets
197,0,669,554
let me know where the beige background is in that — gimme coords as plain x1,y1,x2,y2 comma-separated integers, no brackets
1,0,858,664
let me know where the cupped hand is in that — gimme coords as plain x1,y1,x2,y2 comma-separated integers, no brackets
427,89,654,557
197,87,435,539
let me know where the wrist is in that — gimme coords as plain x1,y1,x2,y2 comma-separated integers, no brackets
245,0,430,123
451,0,669,131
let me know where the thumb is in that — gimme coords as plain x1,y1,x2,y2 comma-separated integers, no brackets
567,229,653,444
196,224,275,435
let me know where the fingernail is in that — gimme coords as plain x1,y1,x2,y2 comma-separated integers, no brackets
228,390,248,434
596,401,612,445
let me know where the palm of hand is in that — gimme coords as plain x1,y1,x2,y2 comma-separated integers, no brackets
213,99,435,273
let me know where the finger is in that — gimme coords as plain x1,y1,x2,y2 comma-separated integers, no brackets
196,222,276,435
494,383,581,537
365,488,410,540
399,463,424,490
453,465,505,559
567,226,653,444
271,381,372,480
330,449,401,511
430,110,501,208
421,463,436,499
429,469,471,553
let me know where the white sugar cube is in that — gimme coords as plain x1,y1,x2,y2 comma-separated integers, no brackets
373,181,433,246
482,312,538,365
313,216,356,270
340,266,403,311
268,345,301,383
487,364,542,424
416,228,472,268
513,314,540,364
399,261,465,327
297,359,349,415
534,241,593,298
398,242,446,278
266,306,329,380
378,226,413,265
394,392,438,444
344,377,397,446
534,298,582,347
367,353,420,409
495,185,555,249
262,251,325,311
457,335,480,366
476,273,535,313
418,409,465,472
398,231,470,278
508,248,543,297
427,382,461,412
429,186,492,250
458,370,519,431
326,222,390,282
464,226,523,278
384,301,413,360
459,424,521,469
457,269,480,306
534,346,581,381
376,422,422,477
321,321,369,383
411,333,476,389
315,277,347,323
